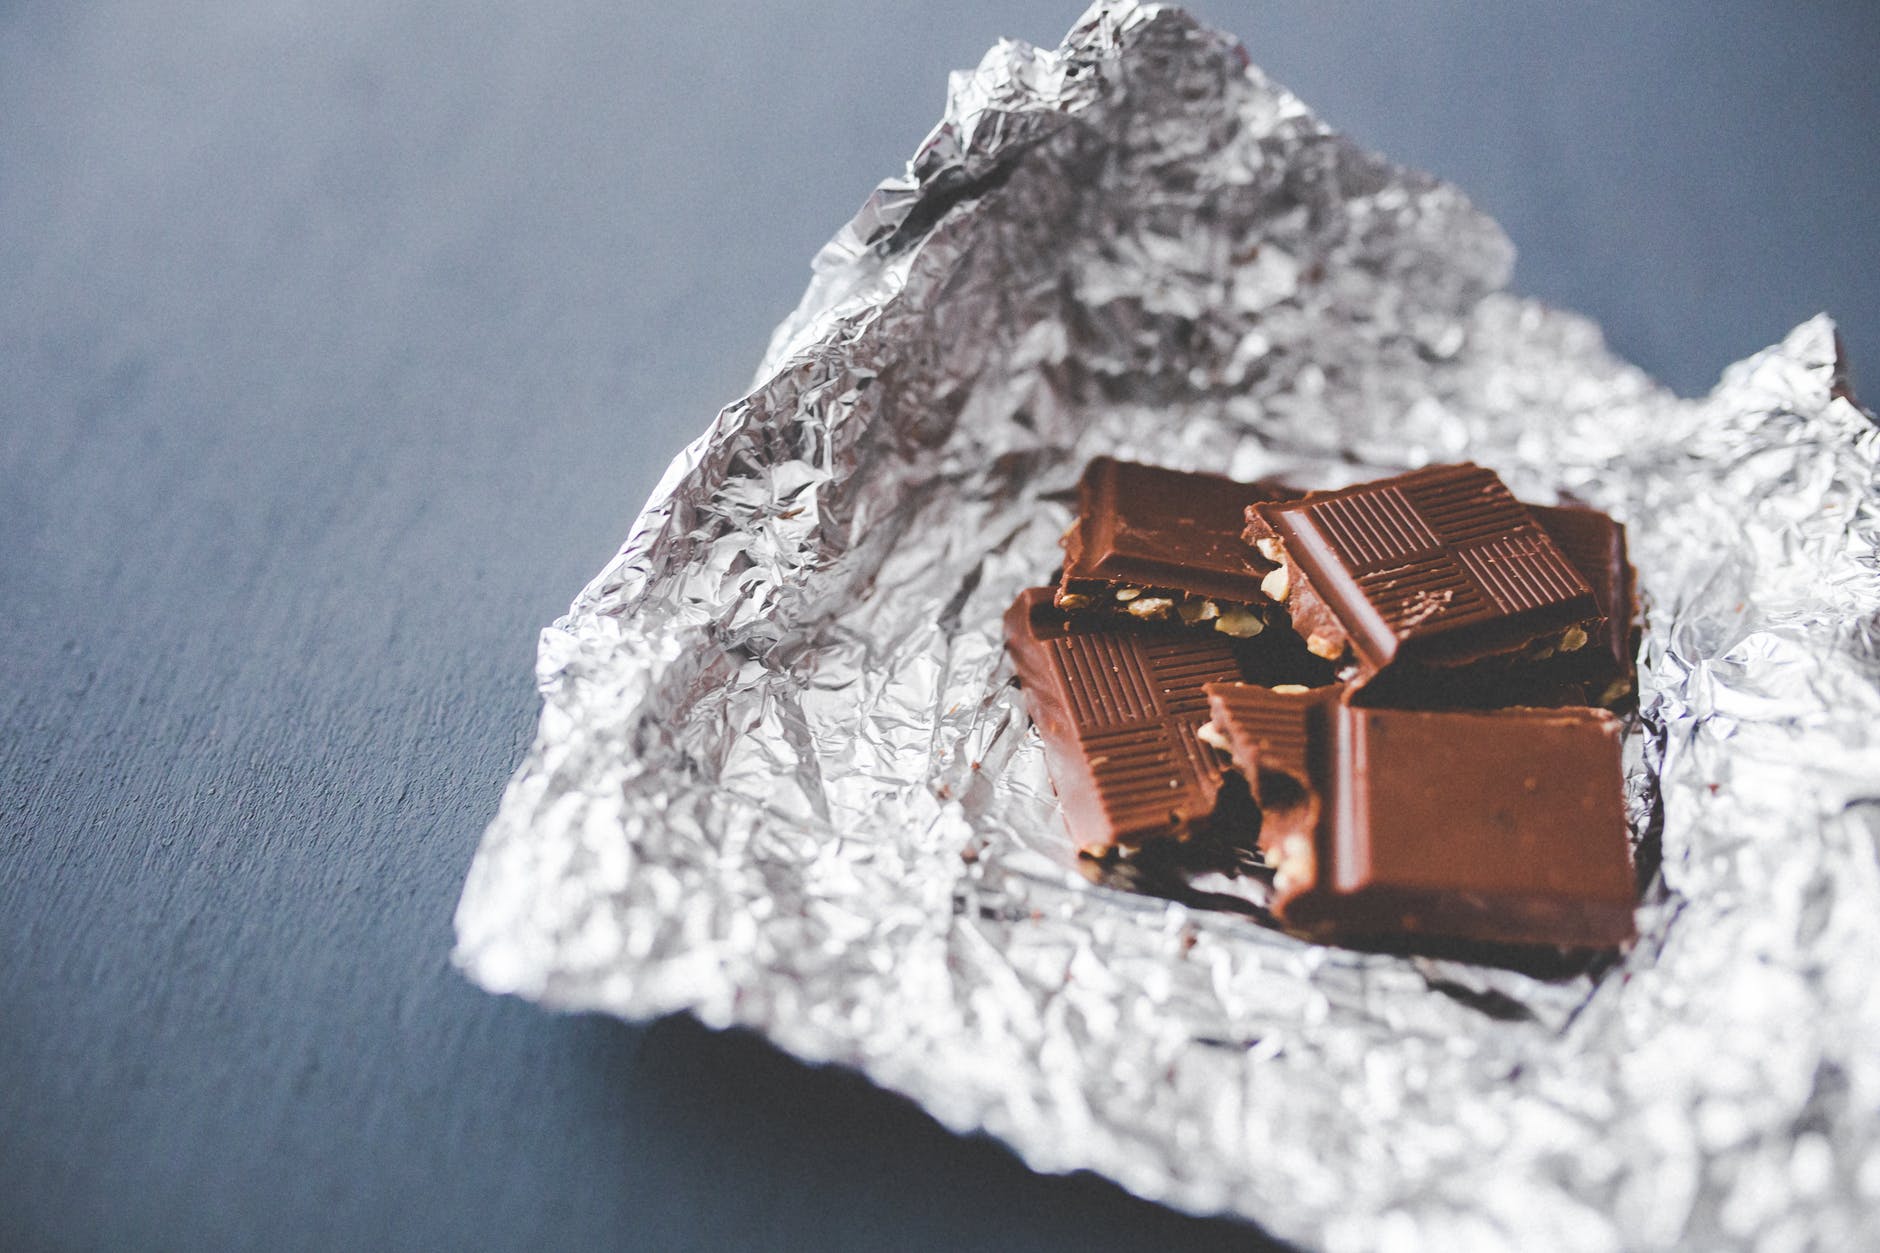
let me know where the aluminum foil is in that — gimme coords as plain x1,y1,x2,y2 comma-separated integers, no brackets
453,4,1880,1248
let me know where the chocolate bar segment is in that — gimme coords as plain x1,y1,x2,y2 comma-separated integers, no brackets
1204,682,1636,948
1245,464,1602,681
1532,504,1638,706
1006,587,1245,854
1336,504,1635,711
1058,457,1291,637
1004,586,1331,855
1200,681,1336,902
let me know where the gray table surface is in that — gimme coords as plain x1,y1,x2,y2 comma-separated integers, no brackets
5,2,1877,1249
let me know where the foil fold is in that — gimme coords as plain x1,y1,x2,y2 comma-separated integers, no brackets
454,4,1880,1248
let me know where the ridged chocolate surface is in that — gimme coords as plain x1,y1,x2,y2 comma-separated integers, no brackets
1201,682,1319,789
1004,588,1245,852
1252,464,1599,674
1201,682,1337,866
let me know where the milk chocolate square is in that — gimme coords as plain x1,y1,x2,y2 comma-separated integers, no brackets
1245,464,1602,683
1006,587,1244,854
1204,682,1636,948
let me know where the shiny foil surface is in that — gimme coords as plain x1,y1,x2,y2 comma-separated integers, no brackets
453,4,1880,1248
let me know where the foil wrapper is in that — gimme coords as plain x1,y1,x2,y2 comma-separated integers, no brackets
454,4,1880,1248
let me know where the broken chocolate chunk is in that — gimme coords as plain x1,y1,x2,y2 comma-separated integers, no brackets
1244,464,1603,685
1203,682,1636,948
1004,586,1328,855
1531,504,1638,707
1057,457,1294,636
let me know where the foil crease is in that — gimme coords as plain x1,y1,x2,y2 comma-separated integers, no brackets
454,4,1880,1248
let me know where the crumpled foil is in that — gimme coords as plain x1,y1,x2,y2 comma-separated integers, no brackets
453,3,1880,1248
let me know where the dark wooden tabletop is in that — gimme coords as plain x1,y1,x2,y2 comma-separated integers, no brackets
5,3,1877,1249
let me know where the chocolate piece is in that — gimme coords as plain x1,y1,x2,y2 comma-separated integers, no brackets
1532,504,1638,707
1204,682,1636,948
1345,504,1636,710
1200,681,1328,895
1004,588,1333,855
1244,464,1602,682
1057,457,1293,637
1005,587,1242,854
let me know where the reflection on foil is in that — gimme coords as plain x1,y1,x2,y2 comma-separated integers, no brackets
454,3,1880,1248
